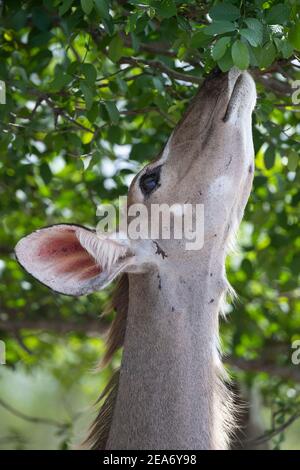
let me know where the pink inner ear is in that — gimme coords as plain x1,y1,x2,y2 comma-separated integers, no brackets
37,229,102,280
15,225,104,296
37,230,83,258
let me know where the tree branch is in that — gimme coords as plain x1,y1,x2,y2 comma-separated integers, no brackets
119,57,202,84
1,316,299,382
119,32,176,58
118,57,295,97
251,72,292,96
226,356,300,383
251,411,300,446
0,318,109,335
0,398,68,428
120,106,177,125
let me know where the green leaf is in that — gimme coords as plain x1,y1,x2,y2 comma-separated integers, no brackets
241,258,253,277
130,32,140,52
81,63,97,85
28,30,52,47
0,81,6,104
204,21,236,36
177,16,191,32
134,16,149,35
104,101,119,124
32,8,51,31
81,0,94,15
244,17,263,33
126,12,139,33
258,41,276,68
287,150,298,172
51,72,72,91
155,0,177,19
209,3,240,22
265,4,290,25
11,10,27,29
217,47,233,72
103,16,114,36
288,22,300,51
40,163,52,185
264,147,275,170
115,77,128,94
231,40,249,70
274,39,293,59
108,35,123,62
248,45,259,67
240,28,262,47
212,37,231,61
152,76,164,92
190,30,210,48
86,102,99,123
59,0,74,16
94,0,110,20
80,82,94,110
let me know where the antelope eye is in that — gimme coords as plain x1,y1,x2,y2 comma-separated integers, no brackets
139,166,161,196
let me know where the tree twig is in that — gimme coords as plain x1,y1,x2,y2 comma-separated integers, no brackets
0,318,109,335
0,398,68,428
119,32,176,58
250,411,300,445
119,57,203,84
226,356,300,382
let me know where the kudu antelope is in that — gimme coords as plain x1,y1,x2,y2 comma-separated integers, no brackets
15,68,256,450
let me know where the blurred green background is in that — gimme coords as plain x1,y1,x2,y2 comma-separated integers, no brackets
0,0,300,449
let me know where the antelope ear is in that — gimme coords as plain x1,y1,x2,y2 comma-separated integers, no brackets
15,224,135,296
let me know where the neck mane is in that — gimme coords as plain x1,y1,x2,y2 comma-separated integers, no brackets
85,244,236,450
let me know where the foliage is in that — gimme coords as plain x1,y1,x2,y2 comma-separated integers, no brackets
0,0,300,449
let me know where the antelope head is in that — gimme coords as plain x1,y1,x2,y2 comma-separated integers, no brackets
15,69,256,297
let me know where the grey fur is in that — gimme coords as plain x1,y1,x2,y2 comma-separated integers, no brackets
89,70,257,449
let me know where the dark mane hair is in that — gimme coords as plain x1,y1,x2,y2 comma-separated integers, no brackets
84,274,129,449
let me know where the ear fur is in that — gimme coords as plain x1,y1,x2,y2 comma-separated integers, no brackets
15,224,134,296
